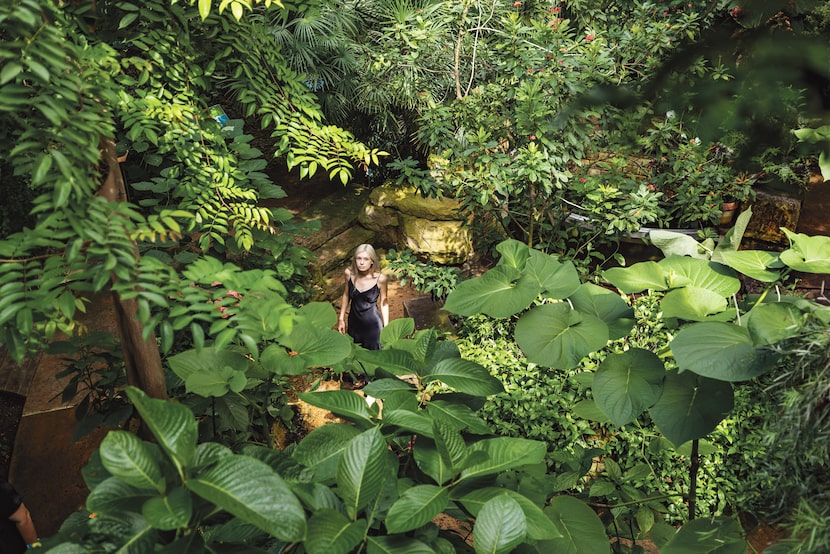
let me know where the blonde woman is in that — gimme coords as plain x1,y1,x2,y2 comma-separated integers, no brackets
337,244,389,350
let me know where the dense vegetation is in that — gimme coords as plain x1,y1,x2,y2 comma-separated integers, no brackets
1,0,830,552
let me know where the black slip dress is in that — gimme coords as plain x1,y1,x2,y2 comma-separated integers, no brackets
347,276,383,350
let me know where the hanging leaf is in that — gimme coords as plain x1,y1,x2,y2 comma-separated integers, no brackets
443,265,539,318
473,495,527,554
515,303,608,369
540,496,610,554
671,322,778,381
593,349,665,428
649,370,733,446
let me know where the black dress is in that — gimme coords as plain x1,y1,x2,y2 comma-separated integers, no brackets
0,481,26,554
347,277,383,350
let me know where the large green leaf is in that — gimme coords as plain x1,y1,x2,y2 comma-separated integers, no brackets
717,250,782,282
746,302,805,345
660,286,728,321
433,419,467,475
99,431,164,492
443,265,539,318
526,249,581,299
167,347,248,382
141,487,192,531
660,516,746,554
425,358,504,396
568,283,634,340
593,349,665,428
362,378,416,398
459,438,546,482
353,348,419,377
458,488,560,541
385,484,449,533
780,229,830,273
305,509,365,554
473,495,527,554
658,256,740,297
296,301,338,329
515,303,608,369
380,317,416,346
185,366,247,397
495,239,531,269
87,477,154,514
671,322,778,381
649,230,711,259
381,409,436,438
292,423,362,482
541,496,610,554
366,535,434,554
125,387,197,469
412,440,455,485
602,261,667,293
277,322,353,370
426,400,492,435
187,454,306,541
337,427,395,518
298,390,378,426
649,371,734,446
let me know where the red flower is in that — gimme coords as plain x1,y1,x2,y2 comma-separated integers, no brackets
579,177,587,183
530,135,537,140
585,34,595,42
513,1,522,6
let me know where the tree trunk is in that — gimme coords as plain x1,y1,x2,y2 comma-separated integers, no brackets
98,137,168,400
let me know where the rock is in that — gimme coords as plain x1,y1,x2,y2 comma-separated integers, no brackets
399,215,471,265
744,189,802,246
370,184,463,221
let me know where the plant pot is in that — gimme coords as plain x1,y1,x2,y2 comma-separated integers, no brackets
719,201,739,225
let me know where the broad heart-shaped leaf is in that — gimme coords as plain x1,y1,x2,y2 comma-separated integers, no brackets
141,486,192,530
670,322,779,381
125,387,197,469
385,484,450,533
649,370,734,446
296,301,338,329
298,390,378,427
541,495,610,554
603,261,668,293
658,256,740,297
365,535,434,554
443,265,539,318
458,488,560,541
185,366,247,397
187,454,306,541
280,322,353,369
292,423,361,482
649,230,711,259
380,317,416,347
473,494,527,554
780,229,830,273
515,303,609,369
746,302,805,345
593,349,665,428
568,283,634,340
717,250,782,282
526,249,581,299
337,427,396,519
495,238,531,269
353,348,419,377
571,399,612,424
305,509,365,554
459,437,546,482
424,358,504,396
660,516,747,554
660,286,729,321
260,343,306,375
167,346,248,382
99,431,164,492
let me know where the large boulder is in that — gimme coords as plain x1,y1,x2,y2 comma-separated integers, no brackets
360,183,472,264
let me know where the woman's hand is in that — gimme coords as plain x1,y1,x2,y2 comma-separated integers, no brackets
337,318,346,334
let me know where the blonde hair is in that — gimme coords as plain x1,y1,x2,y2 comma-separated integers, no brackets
350,244,380,275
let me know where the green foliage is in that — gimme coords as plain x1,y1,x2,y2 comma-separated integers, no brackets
48,331,132,442
385,248,461,301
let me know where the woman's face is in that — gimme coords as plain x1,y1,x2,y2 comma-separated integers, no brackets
355,252,373,272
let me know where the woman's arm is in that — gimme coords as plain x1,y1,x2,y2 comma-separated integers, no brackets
9,502,37,545
337,268,351,334
378,273,389,327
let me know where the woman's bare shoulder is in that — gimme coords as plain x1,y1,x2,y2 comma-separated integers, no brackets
344,267,352,278
378,272,389,284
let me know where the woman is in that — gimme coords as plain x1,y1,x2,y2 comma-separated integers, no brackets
337,244,389,351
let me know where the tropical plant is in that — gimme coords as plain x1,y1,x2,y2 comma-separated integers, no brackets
384,247,461,301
